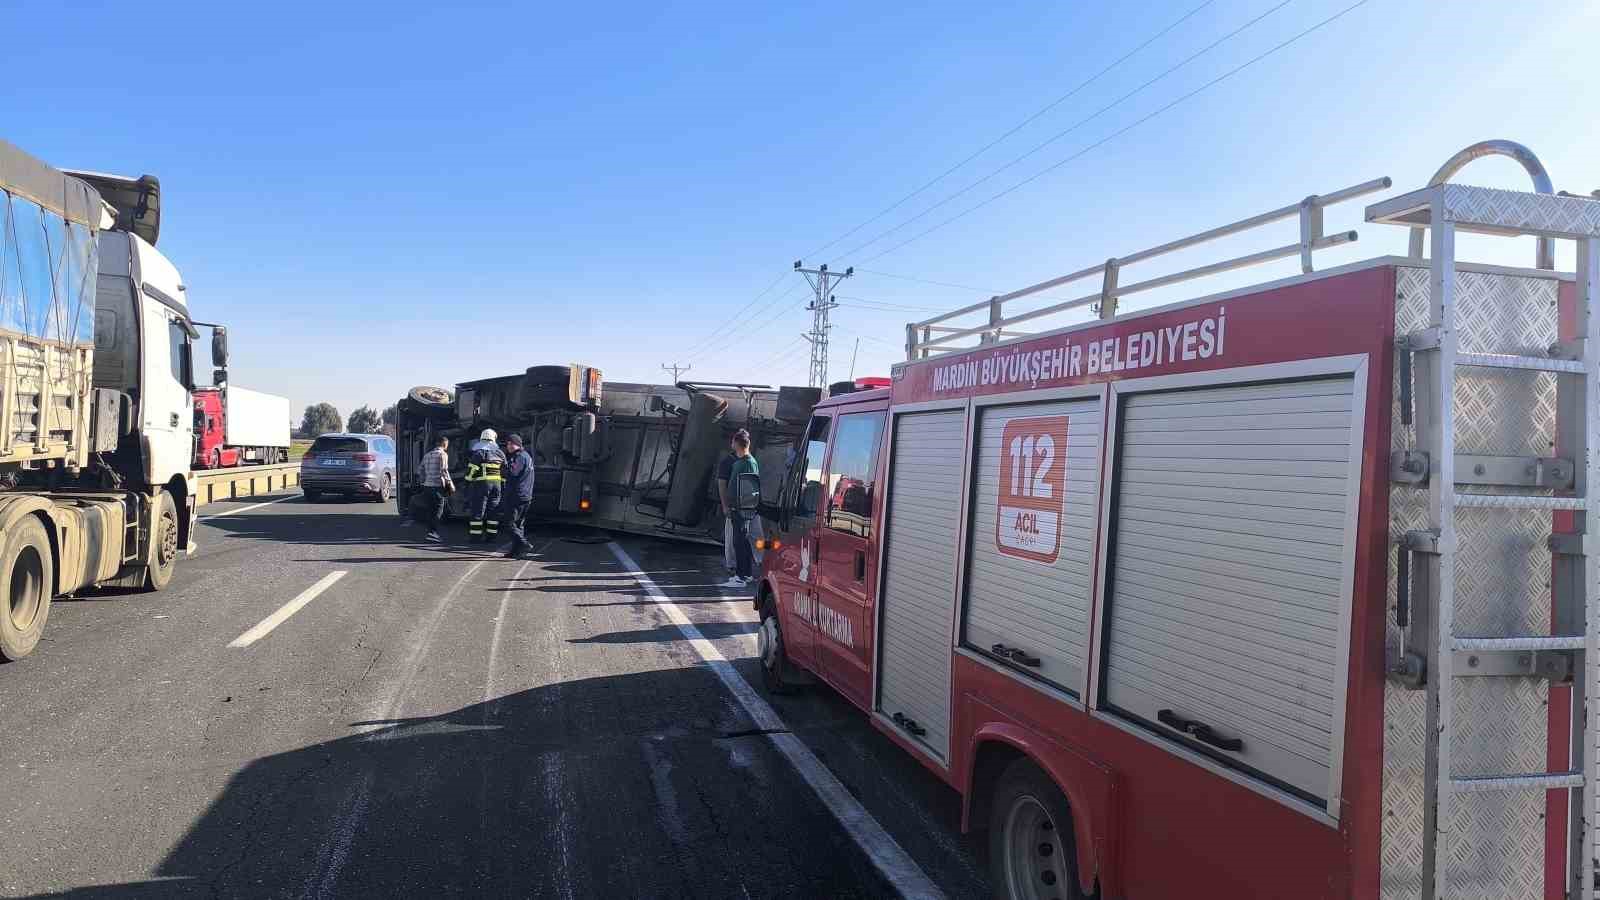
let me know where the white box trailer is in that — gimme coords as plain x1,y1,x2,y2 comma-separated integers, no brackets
221,385,290,457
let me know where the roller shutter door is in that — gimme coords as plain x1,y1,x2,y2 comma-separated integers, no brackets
877,408,965,763
964,398,1102,694
1102,376,1358,805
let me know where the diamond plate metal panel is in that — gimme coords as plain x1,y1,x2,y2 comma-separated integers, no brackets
1382,265,1561,900
1440,184,1600,239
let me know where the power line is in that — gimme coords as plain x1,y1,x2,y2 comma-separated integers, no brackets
858,0,1371,265
835,0,1296,262
702,282,812,349
678,270,790,359
853,268,999,294
835,295,948,312
800,1,1217,261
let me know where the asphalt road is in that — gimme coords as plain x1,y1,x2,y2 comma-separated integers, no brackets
0,493,990,899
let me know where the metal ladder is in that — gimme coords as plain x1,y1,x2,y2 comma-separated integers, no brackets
1371,177,1600,898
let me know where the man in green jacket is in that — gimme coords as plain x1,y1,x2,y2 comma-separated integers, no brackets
719,428,759,588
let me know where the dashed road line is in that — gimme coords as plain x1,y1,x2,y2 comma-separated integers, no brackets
607,541,945,900
228,571,348,648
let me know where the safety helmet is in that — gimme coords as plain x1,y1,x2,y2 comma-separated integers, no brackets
480,428,497,442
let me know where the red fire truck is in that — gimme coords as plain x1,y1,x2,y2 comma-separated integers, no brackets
753,141,1600,899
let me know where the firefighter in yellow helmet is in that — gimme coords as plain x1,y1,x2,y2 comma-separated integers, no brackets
464,428,505,543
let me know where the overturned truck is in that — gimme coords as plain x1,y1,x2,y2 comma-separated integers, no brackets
393,365,822,544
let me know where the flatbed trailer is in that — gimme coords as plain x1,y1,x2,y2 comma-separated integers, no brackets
751,140,1600,898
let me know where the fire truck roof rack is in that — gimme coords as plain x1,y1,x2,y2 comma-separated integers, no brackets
903,175,1392,360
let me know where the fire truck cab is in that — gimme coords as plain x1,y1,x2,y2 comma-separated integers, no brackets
754,141,1600,899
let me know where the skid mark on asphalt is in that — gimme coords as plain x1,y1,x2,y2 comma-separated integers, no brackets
300,772,373,900
305,557,491,896
607,542,945,900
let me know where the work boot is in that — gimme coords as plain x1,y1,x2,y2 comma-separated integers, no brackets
504,544,527,559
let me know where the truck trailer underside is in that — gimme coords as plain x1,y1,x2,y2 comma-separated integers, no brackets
394,368,819,545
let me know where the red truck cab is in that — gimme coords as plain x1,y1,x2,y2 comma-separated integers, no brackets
192,387,238,469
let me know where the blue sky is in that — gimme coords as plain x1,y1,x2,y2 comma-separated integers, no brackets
6,0,1600,418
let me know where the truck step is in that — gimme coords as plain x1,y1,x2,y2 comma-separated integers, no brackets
1456,352,1586,373
1450,771,1584,793
1453,492,1585,511
1452,635,1585,652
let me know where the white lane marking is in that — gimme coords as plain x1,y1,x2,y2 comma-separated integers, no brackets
607,542,945,900
228,571,348,648
198,493,299,520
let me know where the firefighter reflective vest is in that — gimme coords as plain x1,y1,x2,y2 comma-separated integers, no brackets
465,440,505,482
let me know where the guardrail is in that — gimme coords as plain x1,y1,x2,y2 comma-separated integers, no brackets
904,176,1393,359
193,462,299,508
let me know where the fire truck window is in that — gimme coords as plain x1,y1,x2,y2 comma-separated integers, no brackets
793,416,831,519
825,412,884,538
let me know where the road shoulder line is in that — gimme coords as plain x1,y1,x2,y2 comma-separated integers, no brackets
607,541,945,900
199,493,300,520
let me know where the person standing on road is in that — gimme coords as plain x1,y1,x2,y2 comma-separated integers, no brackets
464,428,505,543
719,429,759,588
420,435,454,543
499,432,536,559
718,439,766,575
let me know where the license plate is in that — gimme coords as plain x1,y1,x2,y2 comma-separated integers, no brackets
322,459,348,467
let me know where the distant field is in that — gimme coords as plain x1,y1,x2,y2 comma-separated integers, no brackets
289,440,312,461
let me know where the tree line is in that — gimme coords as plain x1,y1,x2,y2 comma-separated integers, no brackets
298,403,397,438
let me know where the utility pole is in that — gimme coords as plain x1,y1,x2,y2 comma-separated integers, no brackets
794,260,853,388
660,362,692,382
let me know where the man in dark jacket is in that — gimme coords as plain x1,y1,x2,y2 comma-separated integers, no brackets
499,433,536,558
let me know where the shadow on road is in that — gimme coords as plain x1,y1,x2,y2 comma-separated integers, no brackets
16,667,904,899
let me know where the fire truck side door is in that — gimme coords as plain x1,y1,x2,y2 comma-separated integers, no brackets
772,414,831,672
812,409,885,710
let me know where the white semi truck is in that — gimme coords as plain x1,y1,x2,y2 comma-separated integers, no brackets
0,139,207,660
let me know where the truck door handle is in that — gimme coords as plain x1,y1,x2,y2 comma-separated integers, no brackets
991,643,1041,668
890,711,927,737
1157,708,1243,752
854,549,866,582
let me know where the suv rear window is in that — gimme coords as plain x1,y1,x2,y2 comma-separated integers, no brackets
309,437,368,453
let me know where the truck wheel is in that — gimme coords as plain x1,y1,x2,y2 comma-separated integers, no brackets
210,448,222,470
0,516,53,661
988,758,1087,900
758,605,795,695
141,491,180,592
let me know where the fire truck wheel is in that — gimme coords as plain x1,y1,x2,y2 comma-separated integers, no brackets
758,609,794,695
142,491,180,592
988,758,1086,900
0,515,53,661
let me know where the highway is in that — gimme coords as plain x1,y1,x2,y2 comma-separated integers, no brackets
0,494,989,899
